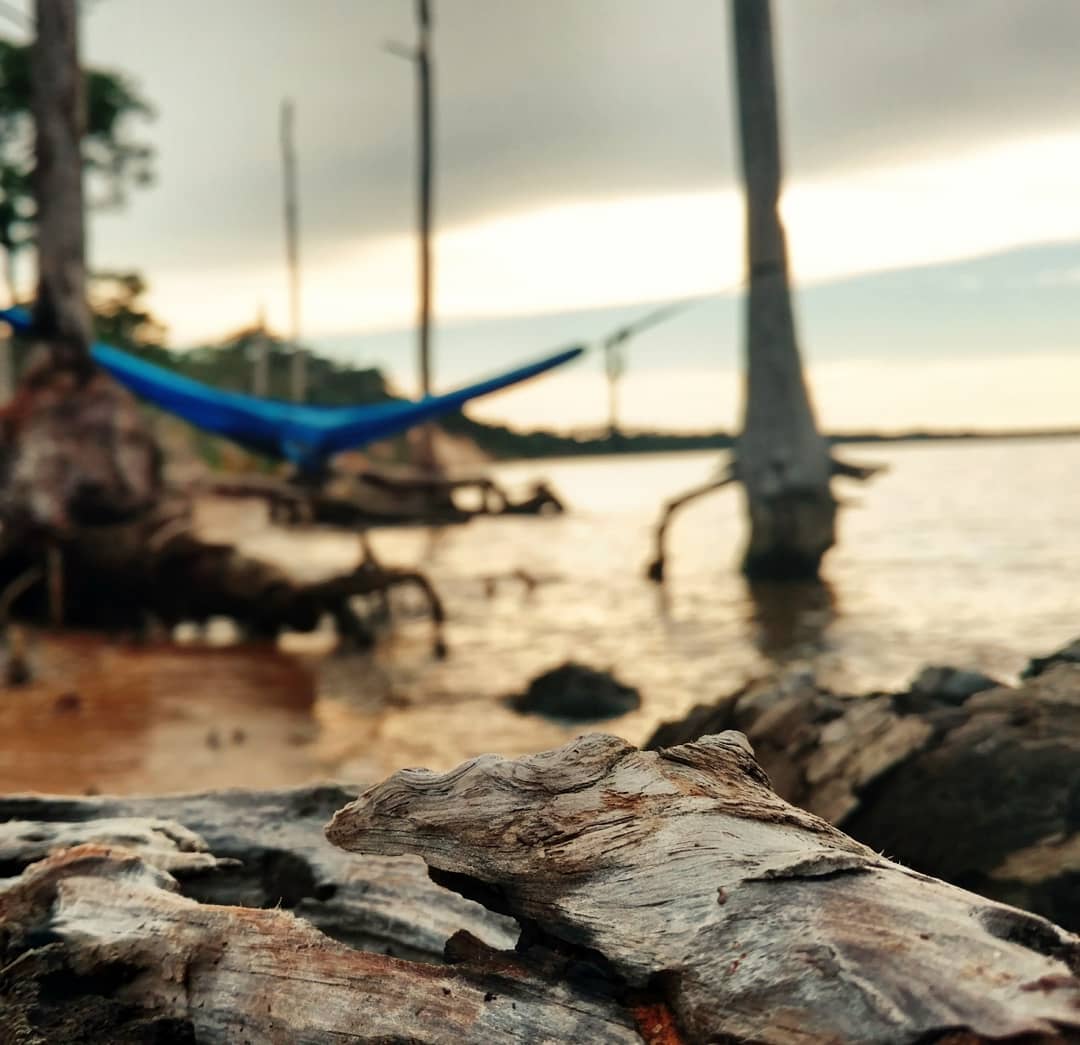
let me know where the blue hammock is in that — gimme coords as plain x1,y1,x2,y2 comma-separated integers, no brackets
0,307,583,472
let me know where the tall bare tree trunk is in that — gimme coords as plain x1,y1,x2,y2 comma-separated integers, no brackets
414,0,440,475
252,303,269,398
31,0,91,373
0,247,16,401
2,244,17,307
732,0,834,579
281,99,304,403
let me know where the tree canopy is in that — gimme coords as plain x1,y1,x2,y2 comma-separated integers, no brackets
0,36,154,300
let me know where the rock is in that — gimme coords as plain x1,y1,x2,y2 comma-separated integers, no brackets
1022,636,1080,679
910,664,1003,704
507,662,640,720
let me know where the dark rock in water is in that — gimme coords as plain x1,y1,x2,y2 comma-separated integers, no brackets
1022,636,1080,679
908,665,1002,705
508,662,640,721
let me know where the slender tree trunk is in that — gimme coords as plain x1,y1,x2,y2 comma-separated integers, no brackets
732,0,834,579
604,342,622,440
281,99,304,402
415,0,439,474
252,304,269,397
31,0,92,373
0,246,15,401
2,243,17,307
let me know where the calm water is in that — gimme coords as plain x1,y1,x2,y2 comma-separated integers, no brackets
5,438,1080,792
317,437,1080,780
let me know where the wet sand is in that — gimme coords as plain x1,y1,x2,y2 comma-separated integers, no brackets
0,633,321,794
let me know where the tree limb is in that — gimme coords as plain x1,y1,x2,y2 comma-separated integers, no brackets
830,454,887,481
645,466,737,582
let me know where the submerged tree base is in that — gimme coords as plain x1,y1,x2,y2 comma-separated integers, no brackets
740,488,836,580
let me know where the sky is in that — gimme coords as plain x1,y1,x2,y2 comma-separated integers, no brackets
8,0,1080,432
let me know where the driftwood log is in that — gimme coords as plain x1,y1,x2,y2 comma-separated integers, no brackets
4,735,1078,1042
0,368,446,655
0,497,446,654
646,643,1080,934
200,470,565,528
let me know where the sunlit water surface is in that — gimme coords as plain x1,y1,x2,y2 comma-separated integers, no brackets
5,439,1080,793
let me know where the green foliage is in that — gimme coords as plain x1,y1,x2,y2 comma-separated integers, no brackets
87,270,392,408
0,37,154,288
90,270,166,349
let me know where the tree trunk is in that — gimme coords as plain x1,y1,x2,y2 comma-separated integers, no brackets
732,0,834,579
414,0,442,477
30,0,92,373
281,99,305,403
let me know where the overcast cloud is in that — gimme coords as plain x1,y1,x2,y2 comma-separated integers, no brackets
5,1,1080,430
58,0,1080,271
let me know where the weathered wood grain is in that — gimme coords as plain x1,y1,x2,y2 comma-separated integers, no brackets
329,731,1080,1044
0,786,517,963
0,844,641,1044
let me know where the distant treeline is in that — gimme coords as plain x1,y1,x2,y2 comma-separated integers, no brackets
108,324,741,460
65,277,1080,464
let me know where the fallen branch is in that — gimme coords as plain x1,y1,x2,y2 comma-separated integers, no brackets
0,844,638,1044
830,454,887,481
0,500,448,655
0,786,517,962
200,469,565,529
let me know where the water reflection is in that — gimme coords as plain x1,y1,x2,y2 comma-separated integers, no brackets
746,578,837,665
